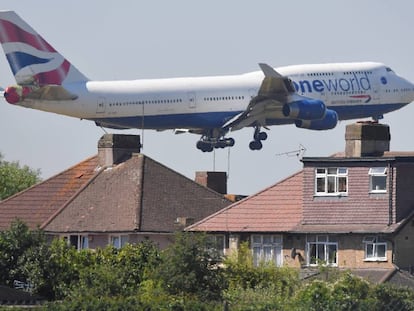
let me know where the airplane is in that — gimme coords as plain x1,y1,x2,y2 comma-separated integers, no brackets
1,11,414,152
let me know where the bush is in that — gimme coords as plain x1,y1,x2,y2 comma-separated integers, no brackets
155,232,226,301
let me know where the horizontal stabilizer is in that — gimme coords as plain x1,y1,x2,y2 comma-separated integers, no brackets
26,85,78,101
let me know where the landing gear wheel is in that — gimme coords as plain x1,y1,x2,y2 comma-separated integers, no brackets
196,141,213,152
258,131,267,141
249,140,263,150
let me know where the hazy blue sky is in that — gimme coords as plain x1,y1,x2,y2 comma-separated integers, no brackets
0,0,414,194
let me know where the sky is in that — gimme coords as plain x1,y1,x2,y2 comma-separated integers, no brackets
0,0,414,195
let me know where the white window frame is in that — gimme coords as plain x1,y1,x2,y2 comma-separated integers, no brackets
110,235,129,249
251,234,283,267
315,167,348,196
363,236,387,261
306,235,338,266
369,167,387,193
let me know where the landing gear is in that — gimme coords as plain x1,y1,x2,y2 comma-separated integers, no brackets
249,126,267,151
196,136,235,152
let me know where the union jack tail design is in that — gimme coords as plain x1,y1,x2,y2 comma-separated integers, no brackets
0,11,88,86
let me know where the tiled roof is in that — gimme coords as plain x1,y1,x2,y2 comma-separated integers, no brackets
44,154,231,233
0,156,98,230
187,171,303,232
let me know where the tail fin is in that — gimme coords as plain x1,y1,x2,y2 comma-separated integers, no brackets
0,11,88,86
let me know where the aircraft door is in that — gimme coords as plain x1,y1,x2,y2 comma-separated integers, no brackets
96,97,106,113
187,92,196,109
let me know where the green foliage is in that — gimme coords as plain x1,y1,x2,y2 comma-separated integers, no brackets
0,153,41,200
224,242,300,293
2,221,414,310
372,283,414,310
155,232,226,301
292,273,374,311
21,238,80,299
0,219,45,286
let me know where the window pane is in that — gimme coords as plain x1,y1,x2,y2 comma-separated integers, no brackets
316,168,326,174
263,246,272,262
317,244,325,261
253,246,261,266
327,176,336,193
366,244,374,258
376,244,386,258
328,168,337,174
309,244,317,264
263,236,272,244
316,177,325,192
371,176,386,191
338,176,347,192
327,244,337,264
252,235,261,244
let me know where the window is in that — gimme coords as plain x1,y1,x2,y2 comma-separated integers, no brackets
207,235,226,257
315,168,348,195
110,235,128,249
307,235,337,266
251,235,282,267
363,236,387,261
369,167,387,193
67,235,89,250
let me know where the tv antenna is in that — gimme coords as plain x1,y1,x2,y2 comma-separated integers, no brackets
275,144,306,159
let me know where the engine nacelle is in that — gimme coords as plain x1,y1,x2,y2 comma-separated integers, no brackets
295,109,338,130
283,99,326,120
4,85,32,104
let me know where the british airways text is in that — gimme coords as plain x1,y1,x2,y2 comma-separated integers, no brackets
292,72,371,94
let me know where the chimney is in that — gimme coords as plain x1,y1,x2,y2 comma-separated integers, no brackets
345,122,390,157
195,171,227,194
98,134,141,167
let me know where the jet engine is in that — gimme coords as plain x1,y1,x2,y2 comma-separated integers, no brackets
295,109,338,130
3,85,32,104
283,99,326,120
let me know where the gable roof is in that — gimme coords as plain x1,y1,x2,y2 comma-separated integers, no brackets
187,171,303,232
0,156,98,230
0,151,231,234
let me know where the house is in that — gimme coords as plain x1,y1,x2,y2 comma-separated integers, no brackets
0,134,232,249
187,123,414,285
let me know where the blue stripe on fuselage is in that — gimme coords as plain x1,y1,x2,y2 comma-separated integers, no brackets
91,111,243,130
90,103,407,130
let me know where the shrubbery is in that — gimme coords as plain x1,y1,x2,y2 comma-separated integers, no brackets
1,221,414,310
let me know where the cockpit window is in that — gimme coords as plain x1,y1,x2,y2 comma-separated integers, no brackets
385,67,394,73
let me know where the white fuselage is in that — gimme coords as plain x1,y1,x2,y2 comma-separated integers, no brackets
19,62,414,131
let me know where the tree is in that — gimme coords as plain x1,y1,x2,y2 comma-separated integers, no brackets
0,153,41,200
155,232,226,301
0,220,45,286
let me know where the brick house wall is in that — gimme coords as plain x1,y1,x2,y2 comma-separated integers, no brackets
303,164,391,225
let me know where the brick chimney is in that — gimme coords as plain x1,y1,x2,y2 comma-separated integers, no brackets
345,122,390,157
98,134,141,167
195,171,227,194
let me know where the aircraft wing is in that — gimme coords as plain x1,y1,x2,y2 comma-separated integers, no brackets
224,63,296,131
